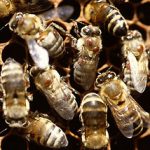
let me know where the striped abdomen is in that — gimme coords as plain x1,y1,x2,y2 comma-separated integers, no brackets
80,93,108,149
113,98,143,138
38,27,65,58
1,58,25,95
104,4,128,36
24,116,68,148
123,62,134,91
85,1,128,37
74,57,98,90
1,58,29,127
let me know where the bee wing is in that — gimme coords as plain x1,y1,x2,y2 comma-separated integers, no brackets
127,51,145,93
131,96,150,128
39,5,74,21
108,93,142,138
26,39,49,69
137,51,149,92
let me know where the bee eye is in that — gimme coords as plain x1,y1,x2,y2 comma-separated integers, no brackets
107,72,116,79
10,21,18,30
82,26,91,35
96,76,104,85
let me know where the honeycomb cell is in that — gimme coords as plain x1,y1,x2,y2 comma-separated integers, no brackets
129,0,142,3
1,135,28,150
115,2,134,20
137,2,150,25
2,42,27,64
59,0,80,22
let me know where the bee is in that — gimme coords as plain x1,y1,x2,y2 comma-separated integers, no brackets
121,30,149,93
84,0,128,37
95,71,150,138
30,66,78,120
1,58,30,128
80,92,109,149
73,24,102,91
9,12,66,69
17,113,68,148
0,0,53,18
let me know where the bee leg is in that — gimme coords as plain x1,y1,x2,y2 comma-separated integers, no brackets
49,22,67,36
65,129,80,141
26,92,33,101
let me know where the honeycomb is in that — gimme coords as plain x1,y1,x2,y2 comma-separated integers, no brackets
0,0,150,150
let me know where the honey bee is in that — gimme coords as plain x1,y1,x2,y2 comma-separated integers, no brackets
9,12,66,69
95,71,150,138
73,24,102,91
30,66,78,120
1,58,30,128
84,0,128,37
80,92,109,149
17,113,68,148
121,30,149,93
0,0,53,18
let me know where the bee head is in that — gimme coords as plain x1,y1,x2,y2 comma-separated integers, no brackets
122,30,142,41
95,71,116,88
9,12,24,31
81,25,101,37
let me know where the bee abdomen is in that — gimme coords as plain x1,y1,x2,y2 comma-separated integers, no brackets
80,93,108,149
1,58,25,94
123,67,134,90
48,35,64,58
74,61,97,90
118,105,143,138
27,117,68,148
39,30,65,58
105,5,128,36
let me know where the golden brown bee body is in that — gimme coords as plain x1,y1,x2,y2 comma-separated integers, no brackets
84,0,128,37
95,71,150,138
9,12,45,39
0,0,52,18
1,58,30,127
80,92,109,149
19,113,68,148
73,25,102,90
122,30,149,93
0,0,15,18
30,66,78,120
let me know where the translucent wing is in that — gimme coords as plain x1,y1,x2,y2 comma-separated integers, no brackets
39,5,74,21
131,96,150,128
26,39,49,69
107,92,142,138
137,51,149,92
127,51,144,93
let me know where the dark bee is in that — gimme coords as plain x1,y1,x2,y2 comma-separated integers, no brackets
30,66,78,120
73,24,102,90
84,0,128,37
1,58,30,127
122,30,149,93
95,71,150,138
17,113,68,148
80,92,109,149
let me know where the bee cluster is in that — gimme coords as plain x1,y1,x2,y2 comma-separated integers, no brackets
0,0,150,150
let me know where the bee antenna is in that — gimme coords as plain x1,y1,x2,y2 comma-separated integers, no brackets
106,66,113,72
0,128,8,135
0,23,9,31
